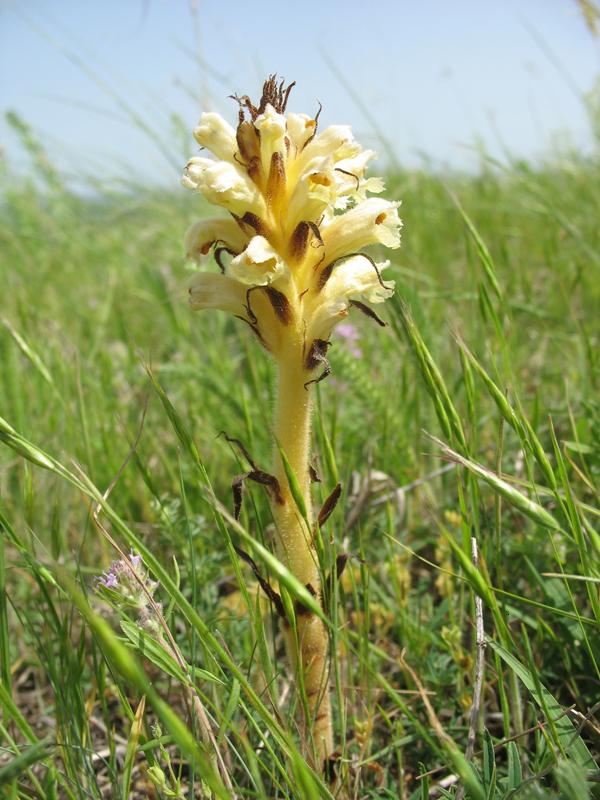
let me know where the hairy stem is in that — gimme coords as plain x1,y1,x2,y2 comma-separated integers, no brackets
272,338,333,766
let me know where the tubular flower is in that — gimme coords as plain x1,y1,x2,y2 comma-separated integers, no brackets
182,75,401,367
181,76,402,769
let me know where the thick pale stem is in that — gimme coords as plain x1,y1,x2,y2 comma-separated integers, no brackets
272,338,333,765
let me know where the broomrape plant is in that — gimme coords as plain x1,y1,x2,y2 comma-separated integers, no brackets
182,75,401,767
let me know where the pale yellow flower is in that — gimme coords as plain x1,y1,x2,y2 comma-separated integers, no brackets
181,77,404,763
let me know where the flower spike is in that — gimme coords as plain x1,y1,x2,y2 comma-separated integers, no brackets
182,76,402,770
183,77,400,356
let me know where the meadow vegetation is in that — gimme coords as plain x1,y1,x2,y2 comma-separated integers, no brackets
1,100,599,798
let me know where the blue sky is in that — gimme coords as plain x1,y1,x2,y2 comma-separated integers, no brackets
1,0,599,185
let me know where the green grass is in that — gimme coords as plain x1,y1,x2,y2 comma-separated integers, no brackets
1,114,600,799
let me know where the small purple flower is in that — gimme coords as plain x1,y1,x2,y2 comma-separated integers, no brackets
100,572,118,589
336,322,362,358
336,322,359,342
94,551,159,630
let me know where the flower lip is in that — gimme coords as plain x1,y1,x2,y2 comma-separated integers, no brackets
184,218,249,262
193,112,237,162
183,158,266,217
188,272,246,314
287,112,317,151
228,236,287,286
305,255,394,342
319,197,402,265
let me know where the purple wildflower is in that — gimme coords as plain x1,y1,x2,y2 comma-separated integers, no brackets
336,322,359,341
100,572,118,589
336,322,362,358
95,551,159,632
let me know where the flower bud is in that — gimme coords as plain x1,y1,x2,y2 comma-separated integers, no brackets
193,112,237,162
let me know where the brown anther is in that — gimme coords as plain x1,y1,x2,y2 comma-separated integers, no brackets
266,151,286,206
309,173,332,187
375,212,387,225
264,286,292,325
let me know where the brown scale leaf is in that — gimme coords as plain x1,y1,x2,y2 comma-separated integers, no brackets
290,221,310,262
234,316,269,350
234,547,285,618
324,552,365,602
231,469,284,520
234,210,265,236
217,431,258,470
264,286,292,325
317,483,342,527
304,338,332,389
294,582,318,617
